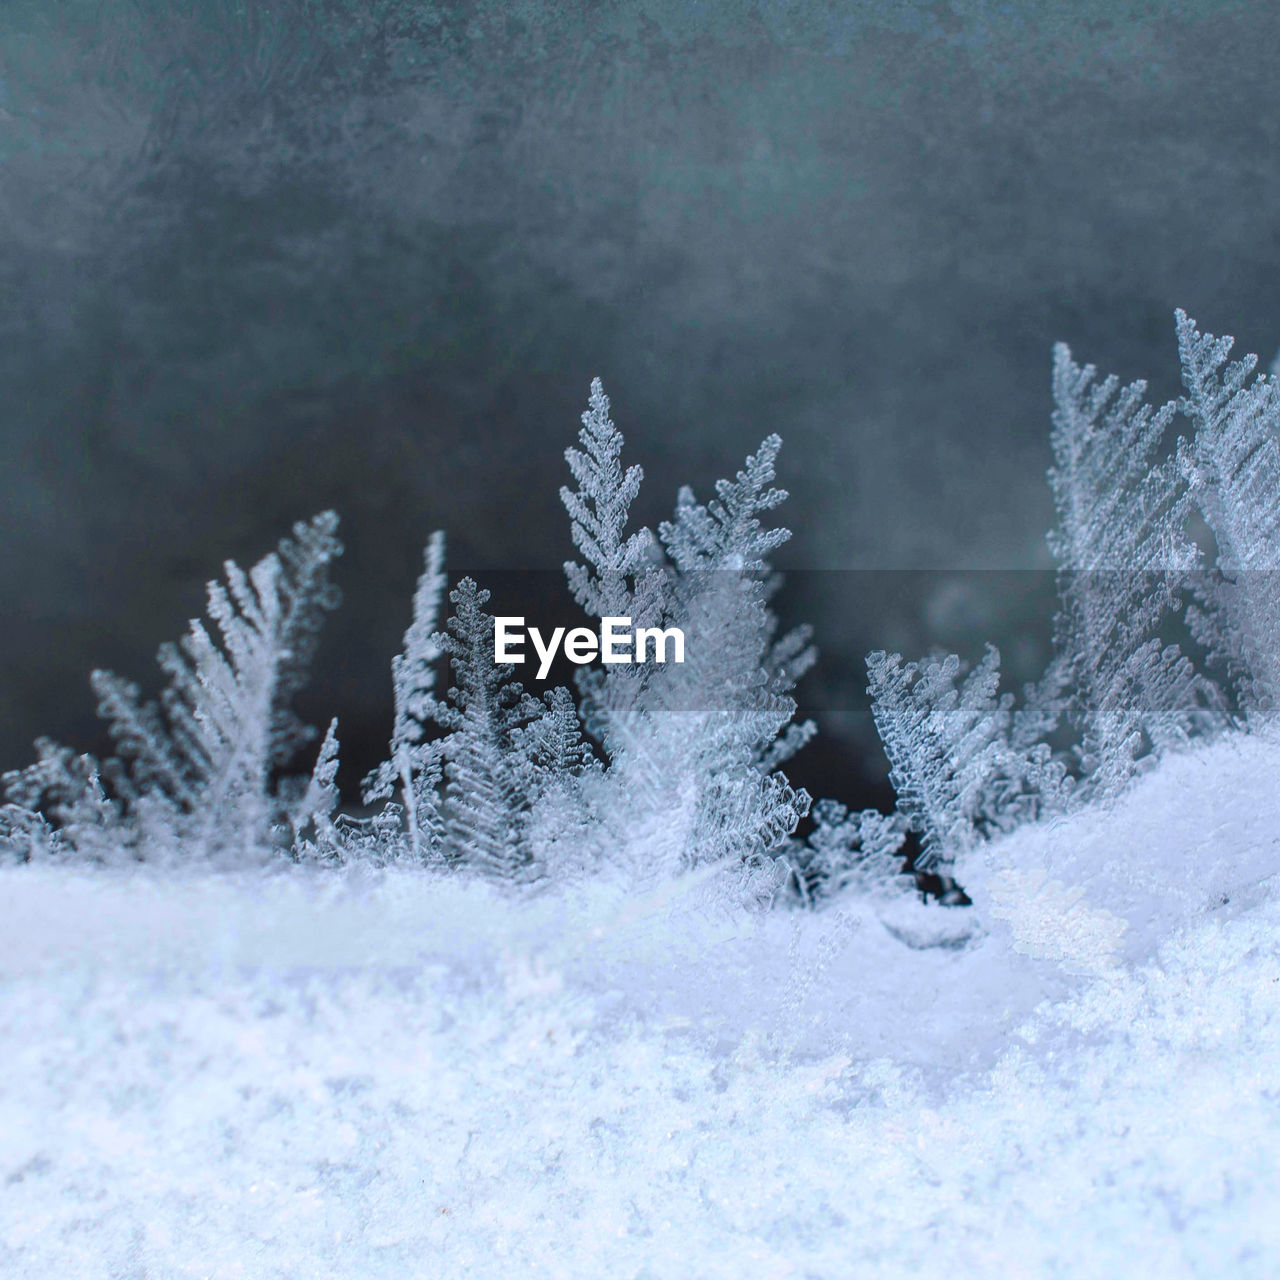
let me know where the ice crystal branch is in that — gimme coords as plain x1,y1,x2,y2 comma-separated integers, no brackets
866,646,1013,871
90,511,342,857
1048,344,1219,792
1175,310,1280,721
431,578,541,882
363,530,448,861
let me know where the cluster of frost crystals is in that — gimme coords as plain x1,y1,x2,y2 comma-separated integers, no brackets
6,308,1280,913
1047,342,1222,793
789,800,909,905
0,739,119,862
557,383,813,891
854,310,1280,883
4,512,343,864
1175,310,1280,722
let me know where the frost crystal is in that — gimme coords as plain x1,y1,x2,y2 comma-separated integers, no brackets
288,717,342,861
363,530,448,861
89,511,342,858
866,645,1013,871
1175,310,1280,721
559,389,812,888
649,436,813,868
1048,343,1220,792
559,378,665,769
431,578,541,882
792,800,909,905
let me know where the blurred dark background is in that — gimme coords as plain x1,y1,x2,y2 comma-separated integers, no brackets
3,0,1279,806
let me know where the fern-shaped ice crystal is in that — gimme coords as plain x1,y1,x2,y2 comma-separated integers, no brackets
1175,310,1280,721
430,578,540,882
866,645,1012,871
363,530,447,860
90,511,342,857
1048,344,1218,790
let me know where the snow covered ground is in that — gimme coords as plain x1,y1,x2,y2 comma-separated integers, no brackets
2,735,1279,1277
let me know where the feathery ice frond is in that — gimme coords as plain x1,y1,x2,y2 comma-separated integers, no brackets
288,717,342,861
560,380,668,771
1,738,120,861
760,582,818,771
658,434,790,573
90,512,342,857
641,436,811,875
363,530,447,861
866,646,1013,871
509,686,601,880
560,378,651,620
433,578,540,882
269,510,344,767
1047,344,1219,791
1174,310,1280,720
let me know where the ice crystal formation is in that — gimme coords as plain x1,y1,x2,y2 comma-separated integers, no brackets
3,313,1279,904
5,311,1280,1278
1175,310,1280,721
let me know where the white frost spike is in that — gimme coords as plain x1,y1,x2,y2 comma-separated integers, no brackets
91,511,342,859
291,717,341,858
559,379,665,771
650,433,812,872
1175,310,1280,721
363,530,447,861
866,645,1012,870
432,578,538,882
1048,343,1221,792
560,378,650,620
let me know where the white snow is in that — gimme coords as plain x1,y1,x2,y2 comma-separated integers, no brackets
2,735,1279,1277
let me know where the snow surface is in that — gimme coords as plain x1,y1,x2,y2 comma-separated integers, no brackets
2,736,1279,1277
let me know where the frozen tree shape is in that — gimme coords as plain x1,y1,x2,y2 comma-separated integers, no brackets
89,511,342,858
362,530,447,861
287,717,342,861
1048,344,1220,793
558,386,813,882
791,800,909,906
866,646,1014,871
1175,310,1280,721
648,434,813,870
561,379,650,621
430,577,541,882
559,378,667,767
